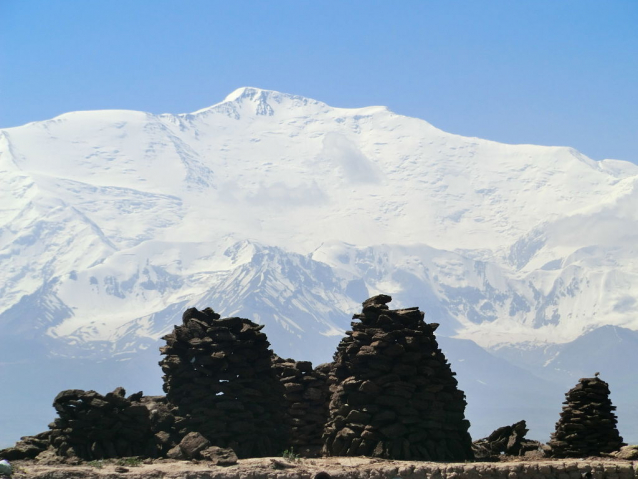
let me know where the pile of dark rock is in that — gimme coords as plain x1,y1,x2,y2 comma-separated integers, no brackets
472,420,543,460
0,432,50,461
2,298,485,463
322,295,474,461
47,387,156,460
0,391,173,462
548,376,624,458
159,307,289,458
272,356,331,457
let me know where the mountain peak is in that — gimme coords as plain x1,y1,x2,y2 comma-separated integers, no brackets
191,87,297,117
223,86,271,103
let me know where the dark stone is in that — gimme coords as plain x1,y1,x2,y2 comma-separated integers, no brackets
362,295,392,308
161,308,290,458
166,445,184,459
322,295,473,461
178,432,210,459
0,439,45,460
548,376,624,458
473,420,534,460
200,446,238,466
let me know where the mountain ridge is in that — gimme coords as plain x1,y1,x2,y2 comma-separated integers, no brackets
2,87,638,446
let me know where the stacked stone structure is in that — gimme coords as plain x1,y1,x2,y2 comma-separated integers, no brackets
3,299,480,462
0,432,50,460
322,295,473,461
47,387,156,459
272,357,331,457
159,307,289,458
548,376,624,458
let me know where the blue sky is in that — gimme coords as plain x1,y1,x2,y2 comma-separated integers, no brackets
1,0,637,163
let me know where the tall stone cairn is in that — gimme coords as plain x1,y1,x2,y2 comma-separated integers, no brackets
159,307,289,458
272,357,331,457
548,376,625,457
322,295,474,461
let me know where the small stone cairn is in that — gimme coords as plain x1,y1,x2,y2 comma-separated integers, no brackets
322,295,474,461
271,356,331,457
47,388,156,459
159,307,289,458
548,376,625,457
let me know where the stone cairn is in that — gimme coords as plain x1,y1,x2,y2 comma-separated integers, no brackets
548,376,624,458
159,307,289,458
322,295,474,461
47,387,156,459
271,357,331,457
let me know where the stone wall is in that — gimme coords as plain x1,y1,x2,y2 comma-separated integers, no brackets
272,357,331,457
47,388,156,460
322,295,474,461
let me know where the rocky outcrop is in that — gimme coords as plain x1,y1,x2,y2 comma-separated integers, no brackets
272,357,331,457
548,376,625,457
159,307,289,458
321,295,474,461
472,420,543,460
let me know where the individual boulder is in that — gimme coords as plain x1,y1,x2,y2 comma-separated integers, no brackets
178,432,210,459
200,446,238,465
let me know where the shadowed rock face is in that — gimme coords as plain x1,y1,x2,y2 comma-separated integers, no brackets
321,295,474,461
548,376,624,458
159,307,289,458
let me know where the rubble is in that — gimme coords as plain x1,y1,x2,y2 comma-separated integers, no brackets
0,432,50,461
472,420,544,460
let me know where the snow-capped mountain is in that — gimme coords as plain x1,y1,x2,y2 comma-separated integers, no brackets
2,87,637,447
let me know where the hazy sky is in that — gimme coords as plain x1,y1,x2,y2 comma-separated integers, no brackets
1,0,637,163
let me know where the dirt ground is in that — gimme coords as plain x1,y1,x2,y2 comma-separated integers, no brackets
6,456,638,479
